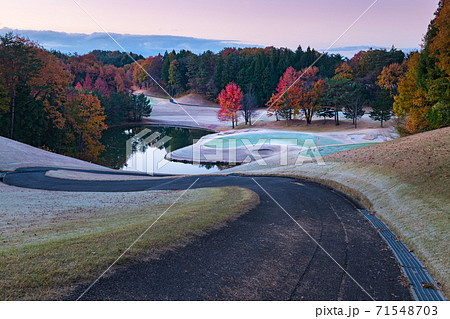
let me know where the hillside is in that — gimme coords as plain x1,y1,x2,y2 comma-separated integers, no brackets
0,136,107,172
329,127,450,200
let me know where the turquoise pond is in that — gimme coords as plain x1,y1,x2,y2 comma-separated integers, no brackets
204,132,341,148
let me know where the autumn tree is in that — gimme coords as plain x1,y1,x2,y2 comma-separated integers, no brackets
394,53,430,133
393,0,450,133
65,92,107,161
266,66,302,125
335,62,353,79
296,68,324,124
134,55,163,88
0,34,142,162
28,49,73,130
417,0,450,130
217,82,243,128
429,0,450,79
376,62,407,95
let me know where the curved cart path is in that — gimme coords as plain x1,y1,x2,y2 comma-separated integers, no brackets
3,167,411,301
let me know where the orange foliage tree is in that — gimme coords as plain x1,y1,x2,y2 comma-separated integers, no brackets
296,68,324,124
429,0,450,78
267,66,324,125
29,49,73,130
376,62,407,95
65,92,108,161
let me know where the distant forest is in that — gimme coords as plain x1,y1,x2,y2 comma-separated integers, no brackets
0,0,448,162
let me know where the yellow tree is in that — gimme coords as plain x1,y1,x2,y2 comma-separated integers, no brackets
376,62,407,95
334,62,353,79
393,53,429,133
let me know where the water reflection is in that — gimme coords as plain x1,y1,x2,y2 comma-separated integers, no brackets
100,126,226,175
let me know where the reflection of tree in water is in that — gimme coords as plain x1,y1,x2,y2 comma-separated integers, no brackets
199,163,238,170
98,127,134,168
161,127,192,152
99,126,213,170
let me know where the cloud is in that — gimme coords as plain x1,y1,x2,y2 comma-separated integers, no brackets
0,27,259,56
325,45,419,58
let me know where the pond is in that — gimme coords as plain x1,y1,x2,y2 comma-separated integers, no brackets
100,126,228,175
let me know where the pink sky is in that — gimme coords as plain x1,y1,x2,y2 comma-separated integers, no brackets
1,0,438,50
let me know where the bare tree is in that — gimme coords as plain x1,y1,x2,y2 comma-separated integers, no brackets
241,86,257,125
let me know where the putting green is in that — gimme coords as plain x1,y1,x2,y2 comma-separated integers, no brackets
204,132,340,148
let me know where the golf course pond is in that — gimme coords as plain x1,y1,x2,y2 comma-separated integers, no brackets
99,126,226,175
100,126,376,175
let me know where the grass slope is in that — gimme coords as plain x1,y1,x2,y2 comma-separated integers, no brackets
239,126,450,297
0,186,259,300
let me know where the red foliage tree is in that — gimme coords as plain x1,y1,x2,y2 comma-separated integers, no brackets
267,66,324,125
217,82,243,128
267,66,303,124
94,77,110,97
83,73,94,91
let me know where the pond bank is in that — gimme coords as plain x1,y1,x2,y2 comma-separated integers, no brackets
166,128,398,166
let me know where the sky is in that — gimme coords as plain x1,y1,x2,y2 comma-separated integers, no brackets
0,0,439,54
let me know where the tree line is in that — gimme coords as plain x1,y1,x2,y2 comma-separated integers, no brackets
0,34,151,161
215,0,448,132
129,41,418,129
215,48,406,128
131,46,344,106
393,0,449,134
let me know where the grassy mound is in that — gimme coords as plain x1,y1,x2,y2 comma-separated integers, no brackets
329,126,450,198
0,186,259,300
